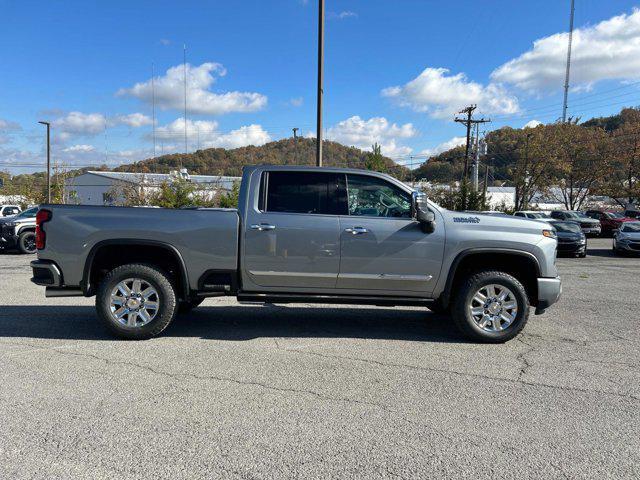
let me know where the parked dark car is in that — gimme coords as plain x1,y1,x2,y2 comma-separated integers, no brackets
549,220,587,257
0,206,38,253
584,210,636,236
550,210,601,236
613,221,640,256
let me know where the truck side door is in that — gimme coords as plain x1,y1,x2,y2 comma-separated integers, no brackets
242,171,346,290
336,174,444,295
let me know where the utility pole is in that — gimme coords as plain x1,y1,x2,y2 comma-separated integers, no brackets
482,163,490,207
38,121,51,203
316,0,325,167
183,44,188,156
292,127,299,163
562,0,575,123
454,105,490,181
471,124,480,192
152,63,157,158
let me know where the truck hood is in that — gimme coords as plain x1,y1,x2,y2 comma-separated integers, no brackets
442,210,551,232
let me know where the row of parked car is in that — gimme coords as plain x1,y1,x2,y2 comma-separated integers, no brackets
0,205,38,254
513,209,640,257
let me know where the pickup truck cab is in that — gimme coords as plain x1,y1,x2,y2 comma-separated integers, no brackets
31,166,561,343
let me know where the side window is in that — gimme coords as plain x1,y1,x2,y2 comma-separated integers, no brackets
264,171,347,215
514,212,524,217
346,174,412,218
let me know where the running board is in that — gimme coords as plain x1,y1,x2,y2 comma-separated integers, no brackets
45,287,84,297
236,292,434,307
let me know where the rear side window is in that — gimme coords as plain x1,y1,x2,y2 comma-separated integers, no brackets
264,171,347,215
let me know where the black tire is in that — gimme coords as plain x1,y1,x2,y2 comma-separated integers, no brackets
96,263,177,340
178,297,204,314
451,270,530,343
18,231,36,254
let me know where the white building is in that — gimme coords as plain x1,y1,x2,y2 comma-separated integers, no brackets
65,170,240,206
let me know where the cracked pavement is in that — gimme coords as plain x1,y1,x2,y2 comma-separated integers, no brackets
0,238,638,479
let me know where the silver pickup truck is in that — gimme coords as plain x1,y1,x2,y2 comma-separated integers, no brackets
30,165,561,342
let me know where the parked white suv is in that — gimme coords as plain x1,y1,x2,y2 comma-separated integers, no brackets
0,205,21,217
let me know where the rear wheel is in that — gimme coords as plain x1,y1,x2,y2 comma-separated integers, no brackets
96,263,177,340
18,231,36,254
452,270,530,343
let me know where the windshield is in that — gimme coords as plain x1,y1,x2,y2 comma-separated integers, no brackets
529,212,549,219
606,212,625,219
621,222,640,233
553,222,582,233
15,207,37,219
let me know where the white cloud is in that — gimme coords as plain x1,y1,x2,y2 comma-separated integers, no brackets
492,8,640,92
0,119,21,131
382,67,519,119
329,11,358,20
524,119,542,129
159,39,171,46
117,62,267,115
51,111,153,140
420,136,466,158
156,118,271,149
113,113,153,128
52,111,106,135
288,97,303,107
322,116,417,157
62,144,95,153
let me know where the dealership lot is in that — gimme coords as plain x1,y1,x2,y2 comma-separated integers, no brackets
0,238,638,479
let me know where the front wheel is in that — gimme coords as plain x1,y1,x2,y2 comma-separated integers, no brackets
18,231,36,254
96,263,177,340
452,271,530,343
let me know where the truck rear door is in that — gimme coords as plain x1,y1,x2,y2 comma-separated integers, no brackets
242,171,345,289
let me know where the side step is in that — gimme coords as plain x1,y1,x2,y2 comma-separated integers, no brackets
45,287,84,298
236,292,434,307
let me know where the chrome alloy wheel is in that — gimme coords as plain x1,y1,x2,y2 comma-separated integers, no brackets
469,284,518,332
109,278,159,327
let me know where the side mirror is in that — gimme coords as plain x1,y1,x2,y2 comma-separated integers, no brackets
412,191,436,233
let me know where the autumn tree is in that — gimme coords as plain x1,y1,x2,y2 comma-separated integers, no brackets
365,143,387,173
548,123,611,210
598,109,640,207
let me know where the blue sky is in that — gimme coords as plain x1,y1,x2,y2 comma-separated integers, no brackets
2,0,640,172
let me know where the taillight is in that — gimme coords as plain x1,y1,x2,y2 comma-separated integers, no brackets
35,209,52,250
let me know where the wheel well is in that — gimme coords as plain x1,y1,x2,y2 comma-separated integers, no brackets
445,252,539,307
85,243,188,299
18,227,35,234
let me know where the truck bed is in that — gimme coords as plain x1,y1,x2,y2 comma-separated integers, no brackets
38,205,239,291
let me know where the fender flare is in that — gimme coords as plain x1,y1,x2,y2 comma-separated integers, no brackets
440,248,541,306
81,239,190,298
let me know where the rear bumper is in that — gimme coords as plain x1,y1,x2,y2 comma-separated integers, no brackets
30,259,62,286
535,277,562,315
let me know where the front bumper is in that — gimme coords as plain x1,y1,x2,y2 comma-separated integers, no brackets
0,225,18,248
535,276,562,315
581,226,601,235
615,241,640,254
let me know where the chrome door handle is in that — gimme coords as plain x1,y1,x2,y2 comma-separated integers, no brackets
344,226,368,235
251,223,276,231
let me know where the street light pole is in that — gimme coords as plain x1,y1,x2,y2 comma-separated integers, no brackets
316,0,325,167
38,121,51,203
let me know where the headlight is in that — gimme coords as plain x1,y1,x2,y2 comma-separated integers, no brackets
4,222,17,227
543,229,557,239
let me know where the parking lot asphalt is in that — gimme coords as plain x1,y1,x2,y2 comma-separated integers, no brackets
0,237,638,479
